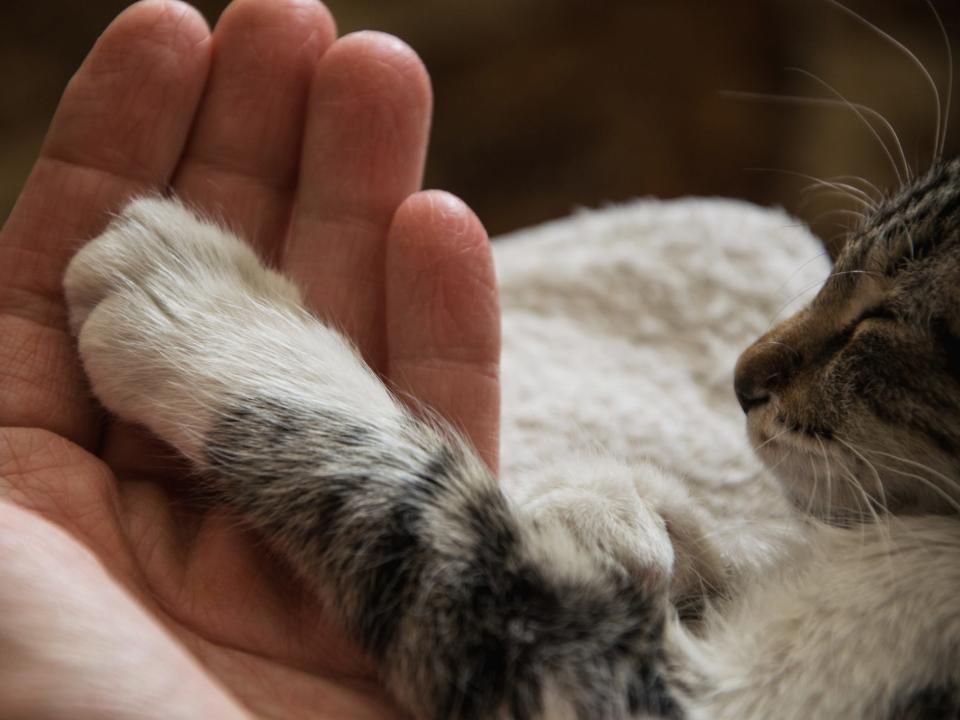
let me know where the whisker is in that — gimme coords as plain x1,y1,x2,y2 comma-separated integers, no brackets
799,185,873,211
777,250,832,298
735,85,908,183
833,436,940,570
835,462,871,554
768,267,884,325
834,436,891,517
797,192,857,219
810,208,867,228
834,458,897,571
871,461,960,515
824,437,834,521
817,222,859,236
832,174,885,201
859,447,957,488
767,277,827,326
798,172,875,207
926,0,953,158
858,447,960,513
807,440,823,517
745,166,875,209
788,68,910,184
763,447,796,477
807,182,873,202
823,177,879,207
827,0,941,167
751,427,793,454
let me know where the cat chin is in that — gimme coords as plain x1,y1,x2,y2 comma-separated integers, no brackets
747,403,960,517
748,429,865,520
753,429,960,520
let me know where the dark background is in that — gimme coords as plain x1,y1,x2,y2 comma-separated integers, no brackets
3,1,959,254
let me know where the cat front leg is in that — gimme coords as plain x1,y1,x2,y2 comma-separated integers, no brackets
64,197,686,720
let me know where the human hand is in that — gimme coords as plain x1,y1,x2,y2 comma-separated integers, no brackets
0,1,499,717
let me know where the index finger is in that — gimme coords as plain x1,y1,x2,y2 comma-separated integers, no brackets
0,0,211,446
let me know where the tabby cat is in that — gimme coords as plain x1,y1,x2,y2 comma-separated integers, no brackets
63,163,960,717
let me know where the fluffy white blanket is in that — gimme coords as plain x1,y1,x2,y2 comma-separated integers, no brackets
494,198,830,532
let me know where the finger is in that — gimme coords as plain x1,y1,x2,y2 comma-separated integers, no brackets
0,0,210,446
102,0,335,469
285,32,432,371
172,0,336,258
385,191,501,473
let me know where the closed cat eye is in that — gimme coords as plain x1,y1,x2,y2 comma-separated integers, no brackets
852,304,897,325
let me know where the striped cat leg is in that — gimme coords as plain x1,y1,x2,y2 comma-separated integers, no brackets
64,197,684,720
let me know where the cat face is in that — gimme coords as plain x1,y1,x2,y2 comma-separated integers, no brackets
735,157,960,520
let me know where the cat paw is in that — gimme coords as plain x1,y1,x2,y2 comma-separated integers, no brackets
629,466,728,607
63,196,301,337
516,457,727,603
62,197,306,456
517,457,678,595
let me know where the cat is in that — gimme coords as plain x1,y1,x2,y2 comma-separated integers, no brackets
61,152,960,719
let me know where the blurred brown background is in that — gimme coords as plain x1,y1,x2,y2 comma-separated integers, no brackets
3,1,958,254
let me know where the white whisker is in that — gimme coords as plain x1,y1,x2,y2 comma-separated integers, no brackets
788,68,910,184
799,186,873,211
810,208,867,229
752,427,793,454
858,447,960,513
744,165,876,209
828,0,941,167
926,0,953,158
777,250,832,298
767,278,826,326
807,441,823,517
834,436,891,516
833,174,885,201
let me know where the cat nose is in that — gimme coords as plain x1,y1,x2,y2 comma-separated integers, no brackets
733,341,799,414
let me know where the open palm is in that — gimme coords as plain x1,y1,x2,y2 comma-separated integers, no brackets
0,1,499,717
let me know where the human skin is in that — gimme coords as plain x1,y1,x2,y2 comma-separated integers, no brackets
0,0,500,717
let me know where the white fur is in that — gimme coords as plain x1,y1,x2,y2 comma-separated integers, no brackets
64,197,403,461
495,199,960,717
64,196,960,718
674,516,960,719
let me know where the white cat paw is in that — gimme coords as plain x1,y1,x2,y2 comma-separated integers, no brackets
515,457,728,603
63,197,305,456
517,458,678,594
64,196,301,337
